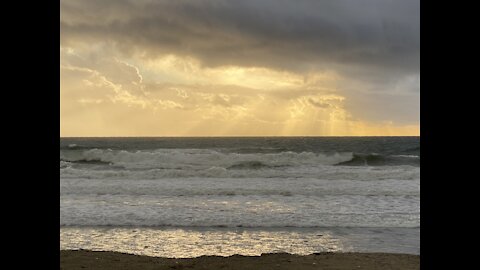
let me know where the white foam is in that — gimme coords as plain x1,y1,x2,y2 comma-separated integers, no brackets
61,175,419,228
392,155,420,158
60,161,72,168
61,178,419,197
60,163,419,180
60,192,419,227
60,148,420,228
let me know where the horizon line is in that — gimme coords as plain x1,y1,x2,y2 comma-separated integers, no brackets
60,135,420,138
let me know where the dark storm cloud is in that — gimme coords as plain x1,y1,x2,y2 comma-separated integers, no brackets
60,0,419,74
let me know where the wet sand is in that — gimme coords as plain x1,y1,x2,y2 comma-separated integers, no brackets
60,250,419,270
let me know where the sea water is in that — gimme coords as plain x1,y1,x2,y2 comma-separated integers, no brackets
60,137,419,257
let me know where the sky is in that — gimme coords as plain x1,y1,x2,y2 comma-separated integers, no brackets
60,0,419,137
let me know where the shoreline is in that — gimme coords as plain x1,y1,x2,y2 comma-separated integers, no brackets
60,250,419,270
61,226,420,257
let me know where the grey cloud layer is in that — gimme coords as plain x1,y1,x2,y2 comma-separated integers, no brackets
61,0,419,74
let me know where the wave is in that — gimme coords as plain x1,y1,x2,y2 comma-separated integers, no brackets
60,148,355,169
62,176,418,202
60,164,420,180
60,160,72,169
61,176,419,196
225,147,289,154
227,161,288,170
60,144,95,150
60,147,421,172
62,191,419,197
59,211,420,228
336,153,419,167
60,158,113,165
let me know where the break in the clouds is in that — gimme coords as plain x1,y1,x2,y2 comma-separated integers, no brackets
60,0,419,136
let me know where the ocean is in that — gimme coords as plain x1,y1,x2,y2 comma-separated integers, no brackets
60,137,420,257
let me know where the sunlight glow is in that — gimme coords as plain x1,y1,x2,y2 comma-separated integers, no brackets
61,47,419,137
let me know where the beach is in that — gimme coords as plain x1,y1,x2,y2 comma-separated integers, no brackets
61,250,419,270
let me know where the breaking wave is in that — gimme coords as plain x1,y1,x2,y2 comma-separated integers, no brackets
60,148,355,169
336,153,419,167
60,148,419,172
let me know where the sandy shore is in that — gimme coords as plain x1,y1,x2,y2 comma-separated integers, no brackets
60,250,419,270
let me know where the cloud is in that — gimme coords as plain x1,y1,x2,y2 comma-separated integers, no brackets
308,99,332,109
60,0,419,136
61,0,419,74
